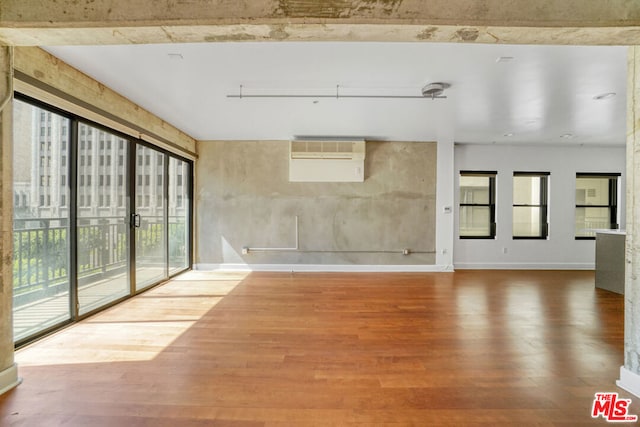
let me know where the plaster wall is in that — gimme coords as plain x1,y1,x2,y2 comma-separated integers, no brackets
454,144,626,269
196,140,437,268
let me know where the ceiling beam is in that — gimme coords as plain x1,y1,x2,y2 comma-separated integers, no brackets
1,0,640,46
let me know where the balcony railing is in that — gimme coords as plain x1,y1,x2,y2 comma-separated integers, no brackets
13,216,186,308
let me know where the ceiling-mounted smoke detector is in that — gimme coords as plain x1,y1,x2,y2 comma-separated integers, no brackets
421,82,450,99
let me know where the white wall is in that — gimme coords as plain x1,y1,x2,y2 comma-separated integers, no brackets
436,139,455,270
454,144,626,269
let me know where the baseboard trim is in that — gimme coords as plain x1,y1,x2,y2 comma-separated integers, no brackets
195,263,454,273
0,363,21,396
454,262,594,270
617,366,640,398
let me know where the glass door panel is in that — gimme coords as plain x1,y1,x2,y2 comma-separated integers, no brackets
135,145,167,290
169,157,190,274
77,123,130,315
12,99,72,341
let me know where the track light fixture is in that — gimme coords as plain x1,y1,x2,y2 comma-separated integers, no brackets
227,82,450,100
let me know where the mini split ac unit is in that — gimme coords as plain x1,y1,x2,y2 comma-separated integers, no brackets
289,139,366,182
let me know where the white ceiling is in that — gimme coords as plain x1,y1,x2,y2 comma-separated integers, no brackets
45,42,627,145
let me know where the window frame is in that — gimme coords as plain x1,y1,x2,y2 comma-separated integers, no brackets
13,92,195,347
512,171,550,240
575,172,620,240
459,170,497,239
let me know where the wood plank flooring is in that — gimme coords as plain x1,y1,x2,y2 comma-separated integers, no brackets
0,270,633,426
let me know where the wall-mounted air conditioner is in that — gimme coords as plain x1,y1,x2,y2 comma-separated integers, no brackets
289,139,366,182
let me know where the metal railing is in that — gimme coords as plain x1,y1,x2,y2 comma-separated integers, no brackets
13,216,187,307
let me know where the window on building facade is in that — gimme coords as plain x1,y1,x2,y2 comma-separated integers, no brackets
459,171,496,239
575,173,620,239
513,172,549,239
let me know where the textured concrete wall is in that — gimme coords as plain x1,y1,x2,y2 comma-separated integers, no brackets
625,46,640,377
196,140,436,266
3,0,639,26
0,47,15,377
2,1,640,45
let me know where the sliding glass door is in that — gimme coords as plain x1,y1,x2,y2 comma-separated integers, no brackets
169,157,190,274
12,95,193,344
12,99,72,342
134,145,168,290
76,123,130,315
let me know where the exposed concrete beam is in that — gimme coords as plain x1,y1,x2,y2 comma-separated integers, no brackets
0,46,20,397
1,0,640,46
13,47,197,157
2,0,640,27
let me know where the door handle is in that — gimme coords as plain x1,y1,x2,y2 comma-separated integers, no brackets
131,213,141,228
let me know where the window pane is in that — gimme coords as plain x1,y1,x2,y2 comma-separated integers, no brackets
169,157,190,274
13,99,71,342
513,176,540,205
460,176,490,204
459,206,491,237
575,207,611,237
576,177,609,205
513,206,542,237
77,123,129,315
135,146,167,290
513,175,547,238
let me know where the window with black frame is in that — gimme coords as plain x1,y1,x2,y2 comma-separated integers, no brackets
12,93,194,346
459,171,496,239
512,172,549,239
575,173,620,239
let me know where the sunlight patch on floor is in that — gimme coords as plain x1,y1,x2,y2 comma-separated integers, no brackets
15,270,248,366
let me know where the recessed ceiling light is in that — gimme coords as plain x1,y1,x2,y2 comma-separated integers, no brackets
496,56,515,63
593,92,616,100
168,53,183,60
560,133,573,139
503,132,514,137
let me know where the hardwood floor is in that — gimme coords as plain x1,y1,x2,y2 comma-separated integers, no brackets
0,270,632,426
